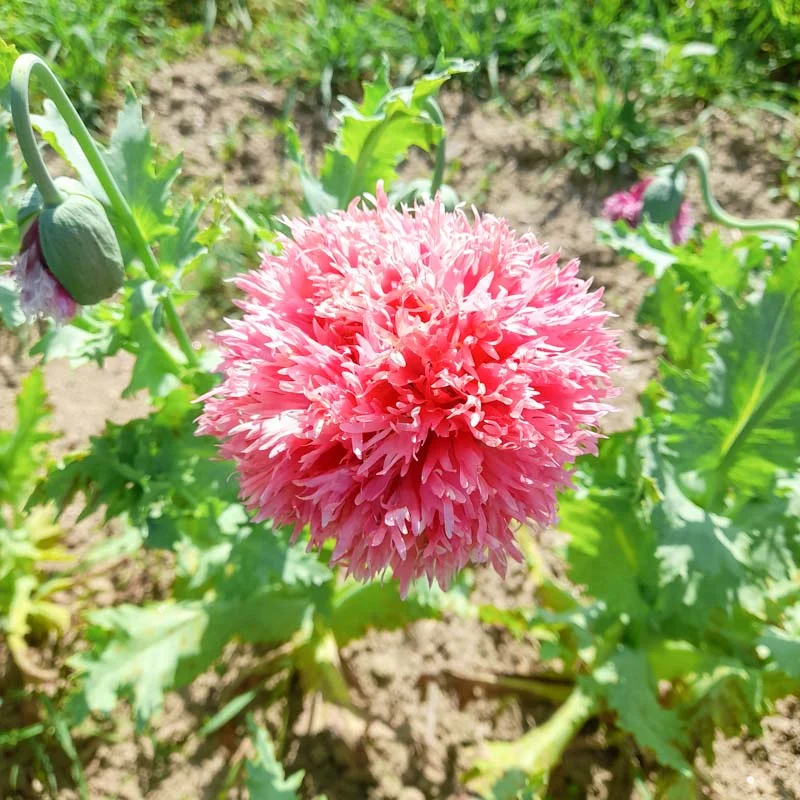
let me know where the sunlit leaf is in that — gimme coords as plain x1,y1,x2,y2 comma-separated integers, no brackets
658,247,800,507
72,602,212,726
244,715,304,799
0,369,55,505
0,38,19,89
593,647,690,774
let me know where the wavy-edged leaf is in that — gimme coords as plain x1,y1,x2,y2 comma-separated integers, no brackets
0,38,19,89
0,273,24,328
659,247,800,507
561,489,657,621
244,715,304,799
637,267,713,372
287,58,474,212
103,88,181,249
593,647,690,774
72,602,212,726
0,369,55,505
323,61,473,205
330,575,469,647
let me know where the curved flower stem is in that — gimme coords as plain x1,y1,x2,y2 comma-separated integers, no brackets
9,54,199,368
672,146,798,236
9,60,62,207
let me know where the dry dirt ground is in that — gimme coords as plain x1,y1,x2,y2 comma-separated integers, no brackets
1,47,799,800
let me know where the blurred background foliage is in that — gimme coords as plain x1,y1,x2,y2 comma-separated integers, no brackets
4,0,799,125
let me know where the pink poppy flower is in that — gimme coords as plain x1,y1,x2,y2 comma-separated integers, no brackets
199,188,624,592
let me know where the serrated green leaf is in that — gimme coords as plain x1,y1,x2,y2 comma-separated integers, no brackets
650,461,751,616
0,39,19,89
638,268,712,372
103,90,181,249
0,122,21,206
678,661,770,764
123,316,184,399
0,369,55,505
0,273,24,328
288,60,473,212
323,64,465,205
680,231,749,294
157,201,208,276
561,490,656,621
223,527,332,595
643,435,799,622
593,218,677,276
245,715,304,799
72,602,212,726
330,576,462,647
593,647,690,774
658,248,800,507
31,100,107,202
72,584,316,725
29,304,123,367
30,390,237,528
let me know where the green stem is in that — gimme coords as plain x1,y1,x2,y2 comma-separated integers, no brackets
672,147,798,235
9,58,61,207
464,684,598,794
514,684,598,768
9,54,199,368
425,98,446,197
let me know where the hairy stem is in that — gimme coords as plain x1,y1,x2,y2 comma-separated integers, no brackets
10,54,199,368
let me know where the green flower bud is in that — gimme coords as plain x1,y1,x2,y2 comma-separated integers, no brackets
37,193,124,305
12,177,123,321
641,167,687,225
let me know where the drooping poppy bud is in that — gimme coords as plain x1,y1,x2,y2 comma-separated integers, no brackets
603,170,693,245
11,176,124,322
641,167,687,226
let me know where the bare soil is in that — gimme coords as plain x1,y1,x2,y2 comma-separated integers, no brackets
2,47,799,800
